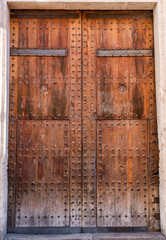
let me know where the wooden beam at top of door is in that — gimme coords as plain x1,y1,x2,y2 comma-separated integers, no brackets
86,11,153,19
11,10,80,19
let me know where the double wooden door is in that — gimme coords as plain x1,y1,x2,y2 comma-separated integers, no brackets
8,10,160,231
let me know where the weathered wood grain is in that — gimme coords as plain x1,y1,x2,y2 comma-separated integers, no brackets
16,120,70,227
97,120,148,226
83,10,158,230
8,10,159,231
82,12,97,227
9,11,82,228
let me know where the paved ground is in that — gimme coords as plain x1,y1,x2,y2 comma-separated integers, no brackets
6,232,166,240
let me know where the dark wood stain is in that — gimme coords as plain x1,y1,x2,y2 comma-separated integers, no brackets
59,57,65,75
132,25,139,49
51,87,67,118
25,83,33,119
17,84,23,117
38,57,44,118
135,57,145,76
133,84,144,119
23,59,33,118
38,160,43,179
51,88,58,117
99,65,113,118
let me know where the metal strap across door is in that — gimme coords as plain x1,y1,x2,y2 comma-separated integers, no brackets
8,10,160,232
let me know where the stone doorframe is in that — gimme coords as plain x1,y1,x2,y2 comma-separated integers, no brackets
0,0,166,239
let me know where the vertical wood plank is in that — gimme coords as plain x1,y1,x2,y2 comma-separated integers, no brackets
8,18,19,228
82,12,97,227
69,13,82,227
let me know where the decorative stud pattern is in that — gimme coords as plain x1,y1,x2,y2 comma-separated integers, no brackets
15,120,69,227
8,10,159,231
69,15,82,227
96,57,152,120
97,120,148,226
82,11,159,230
82,13,97,227
8,12,82,228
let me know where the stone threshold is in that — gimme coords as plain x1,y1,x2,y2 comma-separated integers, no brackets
6,232,166,240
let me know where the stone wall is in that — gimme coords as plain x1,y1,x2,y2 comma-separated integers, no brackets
0,0,166,239
0,0,9,238
153,0,166,235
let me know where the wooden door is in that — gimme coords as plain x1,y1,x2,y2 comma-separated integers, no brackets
8,10,82,228
82,11,159,230
8,10,160,231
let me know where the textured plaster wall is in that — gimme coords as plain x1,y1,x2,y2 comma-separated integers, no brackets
6,0,157,10
0,0,166,239
0,0,9,239
153,0,166,236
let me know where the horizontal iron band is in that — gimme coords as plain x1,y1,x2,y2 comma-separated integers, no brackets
96,49,153,57
11,10,80,19
86,12,153,19
10,48,67,57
